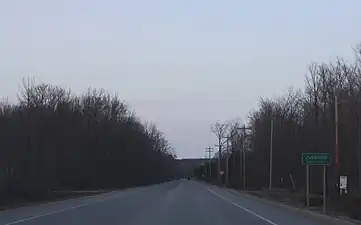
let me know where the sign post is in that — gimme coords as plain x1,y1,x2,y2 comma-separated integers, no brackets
302,153,331,213
323,165,326,213
306,165,310,207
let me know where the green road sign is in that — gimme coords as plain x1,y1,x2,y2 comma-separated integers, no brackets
302,153,331,166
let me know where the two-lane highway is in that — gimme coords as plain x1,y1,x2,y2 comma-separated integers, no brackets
0,180,353,225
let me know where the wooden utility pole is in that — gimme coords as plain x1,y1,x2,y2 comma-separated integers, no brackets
225,136,232,187
211,122,229,185
335,95,340,194
206,147,213,178
218,138,222,184
269,118,274,191
238,125,252,189
242,127,246,189
230,130,236,183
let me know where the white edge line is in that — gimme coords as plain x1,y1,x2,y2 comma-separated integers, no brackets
3,196,118,225
3,188,149,225
227,189,357,225
207,188,278,225
0,191,109,213
4,203,89,225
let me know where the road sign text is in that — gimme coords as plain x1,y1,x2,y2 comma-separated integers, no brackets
302,153,331,166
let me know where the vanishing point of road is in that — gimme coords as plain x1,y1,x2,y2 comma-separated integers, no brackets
0,180,353,225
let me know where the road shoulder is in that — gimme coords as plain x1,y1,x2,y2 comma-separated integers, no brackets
225,188,361,225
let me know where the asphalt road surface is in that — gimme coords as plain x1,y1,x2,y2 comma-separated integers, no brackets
0,180,354,225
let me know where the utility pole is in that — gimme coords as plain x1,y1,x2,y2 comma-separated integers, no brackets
269,117,274,191
214,138,229,185
206,147,213,179
225,136,232,187
211,123,229,185
358,117,361,190
232,134,236,179
238,125,252,189
217,138,222,184
203,162,206,178
335,94,340,194
229,129,237,183
242,126,246,189
215,140,227,185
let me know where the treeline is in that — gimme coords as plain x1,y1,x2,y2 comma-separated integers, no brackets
198,45,361,196
0,80,176,203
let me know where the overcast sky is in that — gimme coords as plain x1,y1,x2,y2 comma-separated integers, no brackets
1,0,360,158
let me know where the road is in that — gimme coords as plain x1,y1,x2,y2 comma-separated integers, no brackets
0,180,353,225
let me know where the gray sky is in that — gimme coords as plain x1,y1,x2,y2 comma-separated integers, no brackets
1,0,360,158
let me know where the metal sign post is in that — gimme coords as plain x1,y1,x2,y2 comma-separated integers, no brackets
306,165,310,207
302,153,331,213
323,165,327,214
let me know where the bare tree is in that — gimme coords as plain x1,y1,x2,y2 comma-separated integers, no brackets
198,44,361,210
211,122,229,183
0,79,177,204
